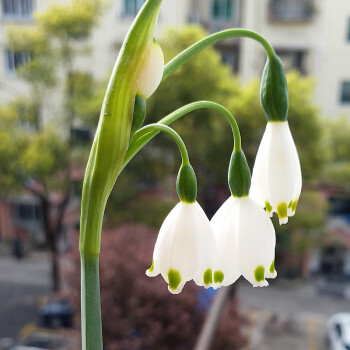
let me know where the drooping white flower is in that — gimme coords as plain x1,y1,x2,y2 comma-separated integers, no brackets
250,121,302,224
211,196,277,288
137,40,164,99
146,201,217,294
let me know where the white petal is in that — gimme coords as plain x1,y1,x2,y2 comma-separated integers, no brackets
251,122,302,221
137,41,164,99
147,201,216,293
250,125,271,208
266,122,301,210
190,203,217,288
211,197,240,287
236,197,276,287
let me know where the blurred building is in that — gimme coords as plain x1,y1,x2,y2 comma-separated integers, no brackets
1,0,350,248
1,0,350,119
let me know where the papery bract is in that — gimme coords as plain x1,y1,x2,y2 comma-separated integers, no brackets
250,121,302,224
146,201,217,294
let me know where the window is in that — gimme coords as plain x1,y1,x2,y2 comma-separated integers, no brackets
16,203,42,222
71,127,92,144
275,49,306,74
5,49,30,73
211,0,234,21
217,45,239,72
347,18,350,42
122,0,145,17
269,0,314,22
1,0,34,19
341,81,350,103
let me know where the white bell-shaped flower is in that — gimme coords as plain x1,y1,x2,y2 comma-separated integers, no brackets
137,40,164,99
146,201,217,294
211,196,277,288
250,121,302,224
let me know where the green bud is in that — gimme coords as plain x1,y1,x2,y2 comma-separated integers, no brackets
176,163,197,203
260,55,289,122
130,95,147,140
228,150,251,197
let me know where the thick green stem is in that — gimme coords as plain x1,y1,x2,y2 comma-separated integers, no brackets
162,29,275,81
81,254,103,350
124,101,241,169
133,124,190,165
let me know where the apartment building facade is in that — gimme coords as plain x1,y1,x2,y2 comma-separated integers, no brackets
1,0,349,119
0,0,350,246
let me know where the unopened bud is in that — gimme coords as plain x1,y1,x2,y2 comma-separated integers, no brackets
137,40,164,99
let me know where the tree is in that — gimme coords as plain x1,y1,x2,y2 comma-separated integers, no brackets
0,0,104,292
321,116,350,188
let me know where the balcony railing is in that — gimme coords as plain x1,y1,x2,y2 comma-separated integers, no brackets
269,0,315,22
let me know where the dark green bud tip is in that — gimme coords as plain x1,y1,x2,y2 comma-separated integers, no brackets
228,150,251,198
130,94,147,140
260,54,289,122
176,163,197,203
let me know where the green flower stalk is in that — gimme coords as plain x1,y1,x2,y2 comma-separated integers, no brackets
79,1,163,349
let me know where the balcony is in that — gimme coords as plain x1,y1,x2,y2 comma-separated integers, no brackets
269,0,315,22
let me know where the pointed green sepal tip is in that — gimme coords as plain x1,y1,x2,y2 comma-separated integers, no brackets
203,269,213,285
168,269,181,291
214,270,224,284
176,163,197,203
228,150,251,198
260,54,289,122
254,265,265,282
130,95,147,140
269,260,275,274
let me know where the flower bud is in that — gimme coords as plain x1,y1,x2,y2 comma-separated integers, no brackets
176,164,197,203
260,55,288,122
137,39,164,99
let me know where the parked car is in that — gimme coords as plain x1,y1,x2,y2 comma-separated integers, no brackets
327,313,350,350
38,300,73,329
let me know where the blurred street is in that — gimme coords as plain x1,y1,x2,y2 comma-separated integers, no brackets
1,250,350,349
239,279,350,350
0,253,50,339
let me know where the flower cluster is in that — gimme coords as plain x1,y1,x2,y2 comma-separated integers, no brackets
146,123,301,294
